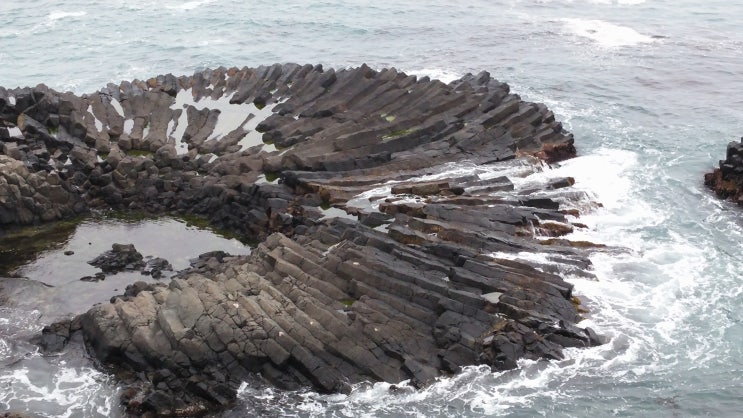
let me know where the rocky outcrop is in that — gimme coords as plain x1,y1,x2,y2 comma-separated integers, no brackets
82,243,173,281
1,64,603,416
705,137,743,205
89,243,146,273
0,155,84,225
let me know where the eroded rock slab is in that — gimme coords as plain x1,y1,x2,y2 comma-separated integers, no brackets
0,65,603,416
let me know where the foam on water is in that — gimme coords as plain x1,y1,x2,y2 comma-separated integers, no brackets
561,18,655,48
346,159,539,213
47,11,87,21
540,0,646,4
228,151,661,415
166,0,218,11
277,142,742,415
405,68,462,84
0,361,118,418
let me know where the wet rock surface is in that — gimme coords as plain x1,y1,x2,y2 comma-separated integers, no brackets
143,257,174,279
88,243,146,273
0,64,603,415
705,137,743,206
86,243,173,280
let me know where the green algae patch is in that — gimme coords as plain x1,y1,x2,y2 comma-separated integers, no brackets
125,149,155,158
381,128,414,141
339,298,356,307
264,171,280,183
381,113,396,122
175,213,251,244
0,216,84,275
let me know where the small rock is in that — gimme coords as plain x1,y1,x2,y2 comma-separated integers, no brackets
88,243,145,273
142,257,173,279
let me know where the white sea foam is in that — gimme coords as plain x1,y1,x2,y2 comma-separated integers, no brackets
561,18,654,47
167,0,218,11
584,0,646,3
47,11,87,21
334,147,691,413
346,159,539,212
405,68,462,84
0,364,117,418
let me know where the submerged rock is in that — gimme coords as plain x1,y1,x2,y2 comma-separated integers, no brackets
0,64,605,415
79,272,106,282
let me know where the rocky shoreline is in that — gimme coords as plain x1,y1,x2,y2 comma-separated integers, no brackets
1,64,604,415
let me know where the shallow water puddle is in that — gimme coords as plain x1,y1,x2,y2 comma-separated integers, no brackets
169,88,281,155
318,206,358,221
1,213,250,321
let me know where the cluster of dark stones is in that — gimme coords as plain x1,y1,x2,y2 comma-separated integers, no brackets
1,64,603,416
89,243,146,273
705,137,743,206
82,243,173,281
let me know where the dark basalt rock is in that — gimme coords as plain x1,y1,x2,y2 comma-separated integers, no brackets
1,413,38,418
86,244,174,281
705,137,743,206
0,64,605,416
80,272,106,282
143,257,173,279
88,243,145,273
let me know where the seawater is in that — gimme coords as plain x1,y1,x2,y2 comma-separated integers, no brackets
1,0,742,416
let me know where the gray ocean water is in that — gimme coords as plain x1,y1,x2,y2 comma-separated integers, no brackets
1,0,742,416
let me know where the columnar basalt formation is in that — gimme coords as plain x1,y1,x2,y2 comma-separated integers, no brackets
0,64,601,416
705,137,743,206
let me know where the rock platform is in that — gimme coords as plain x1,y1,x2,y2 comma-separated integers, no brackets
0,64,603,416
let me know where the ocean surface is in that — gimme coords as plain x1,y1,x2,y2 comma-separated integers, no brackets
1,0,742,416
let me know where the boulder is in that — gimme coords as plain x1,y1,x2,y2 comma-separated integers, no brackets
88,243,145,273
706,137,743,205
